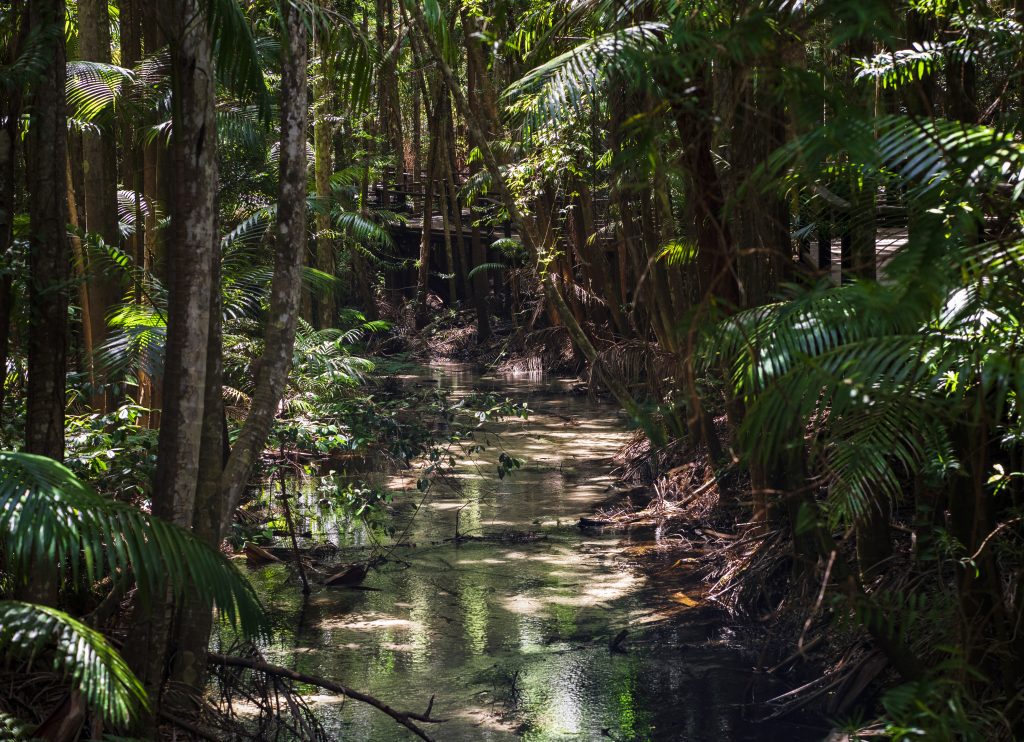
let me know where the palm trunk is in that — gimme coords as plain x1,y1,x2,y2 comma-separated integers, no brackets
414,74,442,327
168,225,225,698
438,100,457,304
461,13,492,341
66,157,95,386
25,0,69,462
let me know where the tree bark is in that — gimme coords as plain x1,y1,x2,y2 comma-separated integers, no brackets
25,0,69,461
220,2,308,524
168,228,225,698
414,74,442,328
313,31,336,328
21,0,68,610
0,2,25,430
78,0,123,412
461,9,492,342
125,0,218,705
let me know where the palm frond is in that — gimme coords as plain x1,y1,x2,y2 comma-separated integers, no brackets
66,60,135,123
0,601,147,726
206,0,272,118
0,452,267,637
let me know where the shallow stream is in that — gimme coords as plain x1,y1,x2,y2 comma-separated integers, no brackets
246,366,823,741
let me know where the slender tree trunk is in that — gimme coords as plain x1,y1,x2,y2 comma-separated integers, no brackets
377,0,405,176
139,18,167,429
461,12,492,342
438,99,457,304
168,228,225,699
443,127,470,306
414,74,442,327
66,157,95,382
313,34,336,329
220,2,308,524
78,0,123,412
0,3,24,429
670,77,739,309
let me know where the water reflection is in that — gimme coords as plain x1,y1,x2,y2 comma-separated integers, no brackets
248,366,824,741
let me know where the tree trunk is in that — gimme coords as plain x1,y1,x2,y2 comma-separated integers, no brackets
25,0,69,461
0,3,24,430
168,226,225,700
139,17,168,429
78,0,123,412
22,0,69,609
414,74,442,328
461,11,492,342
126,0,218,704
313,35,336,329
377,0,405,176
220,2,308,524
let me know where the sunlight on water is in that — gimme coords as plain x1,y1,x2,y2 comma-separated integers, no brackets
245,365,824,741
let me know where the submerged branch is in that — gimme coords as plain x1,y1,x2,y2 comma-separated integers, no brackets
206,653,448,741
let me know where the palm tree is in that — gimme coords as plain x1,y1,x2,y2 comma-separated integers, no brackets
0,450,265,734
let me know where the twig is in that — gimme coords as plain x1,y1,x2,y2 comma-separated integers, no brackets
797,549,836,655
968,516,1023,562
207,653,448,742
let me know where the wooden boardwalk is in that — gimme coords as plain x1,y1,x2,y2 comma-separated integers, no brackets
376,169,910,288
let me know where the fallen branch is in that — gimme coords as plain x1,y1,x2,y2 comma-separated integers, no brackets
207,653,448,742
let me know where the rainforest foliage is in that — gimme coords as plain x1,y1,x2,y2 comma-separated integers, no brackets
1,0,1023,739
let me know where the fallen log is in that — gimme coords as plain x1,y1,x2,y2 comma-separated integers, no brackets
207,653,447,742
323,562,369,587
244,542,282,564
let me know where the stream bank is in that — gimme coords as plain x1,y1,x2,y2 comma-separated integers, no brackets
240,365,826,740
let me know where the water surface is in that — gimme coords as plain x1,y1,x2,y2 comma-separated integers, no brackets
247,365,823,741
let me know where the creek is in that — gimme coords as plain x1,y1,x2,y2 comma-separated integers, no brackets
244,365,824,741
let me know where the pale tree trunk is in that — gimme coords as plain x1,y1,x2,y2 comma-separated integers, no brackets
168,231,225,700
23,0,69,608
125,0,218,706
78,0,123,412
220,2,308,523
405,0,642,416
